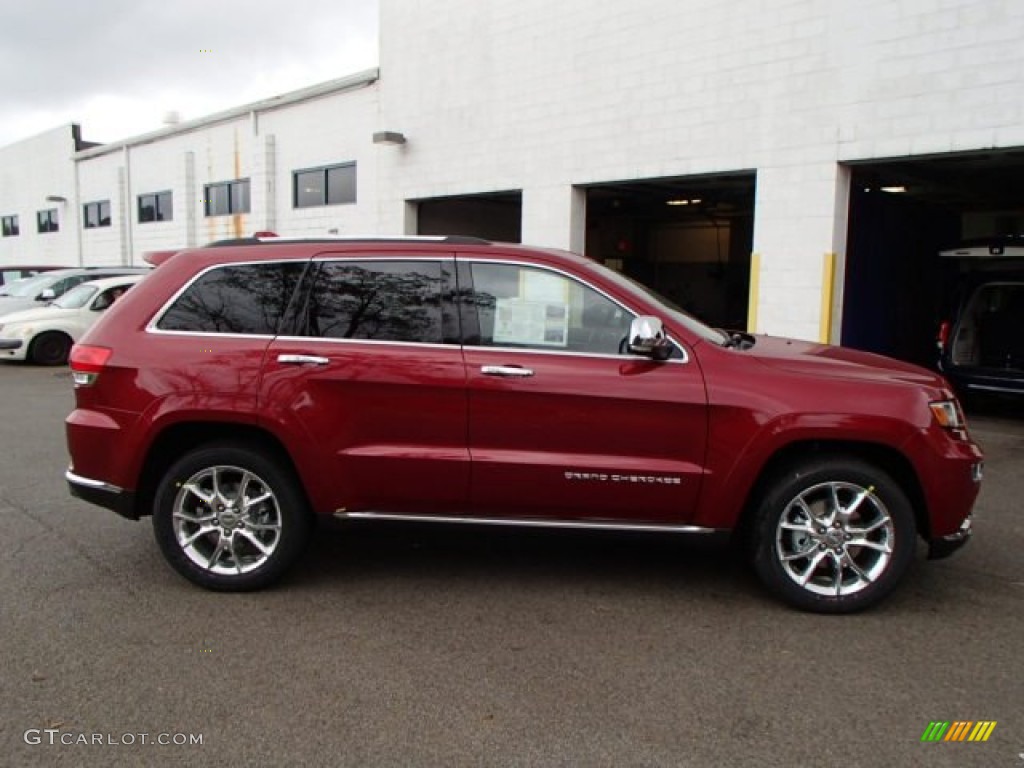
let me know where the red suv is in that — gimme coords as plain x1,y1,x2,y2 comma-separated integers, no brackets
65,237,983,612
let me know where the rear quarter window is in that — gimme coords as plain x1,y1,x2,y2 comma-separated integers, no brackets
156,262,305,335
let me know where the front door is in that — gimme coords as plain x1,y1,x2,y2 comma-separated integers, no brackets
460,260,708,524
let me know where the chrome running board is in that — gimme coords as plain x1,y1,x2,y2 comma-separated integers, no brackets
333,510,717,534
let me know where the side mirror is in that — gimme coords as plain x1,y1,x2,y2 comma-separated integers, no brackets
628,315,673,360
37,288,56,301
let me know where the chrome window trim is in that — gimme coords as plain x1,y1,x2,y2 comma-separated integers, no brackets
461,257,690,364
147,328,277,341
336,510,717,534
311,255,456,262
144,254,690,366
272,335,460,351
465,343,688,364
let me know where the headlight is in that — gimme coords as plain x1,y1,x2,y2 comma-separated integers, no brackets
930,399,966,431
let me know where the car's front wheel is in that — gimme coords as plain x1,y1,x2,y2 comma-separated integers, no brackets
152,443,311,591
750,457,916,613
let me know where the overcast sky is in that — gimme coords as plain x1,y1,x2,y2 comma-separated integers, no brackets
0,0,378,148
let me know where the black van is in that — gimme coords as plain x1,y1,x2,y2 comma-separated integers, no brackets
937,239,1024,398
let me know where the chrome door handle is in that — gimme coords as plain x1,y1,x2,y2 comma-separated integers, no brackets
481,365,534,378
277,354,329,366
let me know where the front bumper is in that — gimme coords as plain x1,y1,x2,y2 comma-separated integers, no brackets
66,468,138,520
0,338,25,360
927,514,973,560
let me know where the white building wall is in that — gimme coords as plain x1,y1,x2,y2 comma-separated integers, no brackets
70,78,380,264
79,151,127,266
257,85,380,237
377,0,1024,340
0,126,80,267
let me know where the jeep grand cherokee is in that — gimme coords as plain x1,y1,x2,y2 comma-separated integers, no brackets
65,236,983,612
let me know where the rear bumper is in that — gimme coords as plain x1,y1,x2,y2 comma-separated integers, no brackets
927,514,973,560
66,468,138,520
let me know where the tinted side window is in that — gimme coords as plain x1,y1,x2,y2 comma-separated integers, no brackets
466,263,633,355
297,260,445,343
157,263,305,335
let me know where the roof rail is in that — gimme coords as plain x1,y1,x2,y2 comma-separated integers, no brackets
203,234,492,248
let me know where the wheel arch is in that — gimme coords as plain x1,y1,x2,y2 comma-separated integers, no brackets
133,421,311,520
734,439,930,543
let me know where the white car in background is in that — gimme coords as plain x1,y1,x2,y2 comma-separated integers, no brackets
0,274,146,365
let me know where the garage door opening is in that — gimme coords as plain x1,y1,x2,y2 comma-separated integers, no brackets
584,173,755,330
415,191,522,242
843,149,1024,367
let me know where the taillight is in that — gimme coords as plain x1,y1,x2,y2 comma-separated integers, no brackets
937,320,951,352
69,344,112,387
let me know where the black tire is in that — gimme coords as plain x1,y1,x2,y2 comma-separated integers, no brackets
749,456,915,613
152,443,311,591
28,331,72,366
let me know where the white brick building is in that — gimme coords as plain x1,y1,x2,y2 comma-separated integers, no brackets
2,0,1023,358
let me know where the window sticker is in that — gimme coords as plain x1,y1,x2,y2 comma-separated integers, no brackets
493,298,569,347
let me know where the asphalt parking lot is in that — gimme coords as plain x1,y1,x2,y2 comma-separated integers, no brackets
0,364,1021,768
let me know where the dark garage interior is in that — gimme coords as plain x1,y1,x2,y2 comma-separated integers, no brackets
843,149,1024,367
416,191,522,243
584,173,756,331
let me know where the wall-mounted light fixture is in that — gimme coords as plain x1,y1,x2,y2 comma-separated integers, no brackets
45,195,67,203
373,131,407,145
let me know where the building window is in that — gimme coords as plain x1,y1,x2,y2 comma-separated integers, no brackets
204,179,250,216
1,215,18,237
37,209,59,233
138,191,173,223
83,200,112,229
293,163,356,208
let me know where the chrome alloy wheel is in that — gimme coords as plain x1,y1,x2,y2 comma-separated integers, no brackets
775,481,895,597
171,465,283,575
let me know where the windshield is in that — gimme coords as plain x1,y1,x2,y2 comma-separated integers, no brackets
2,273,54,298
53,284,98,309
585,259,730,345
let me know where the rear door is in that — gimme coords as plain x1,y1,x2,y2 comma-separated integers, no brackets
261,254,469,516
460,258,708,524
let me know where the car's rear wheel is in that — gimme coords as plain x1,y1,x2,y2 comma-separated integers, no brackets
750,457,916,613
28,331,72,365
152,443,310,591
